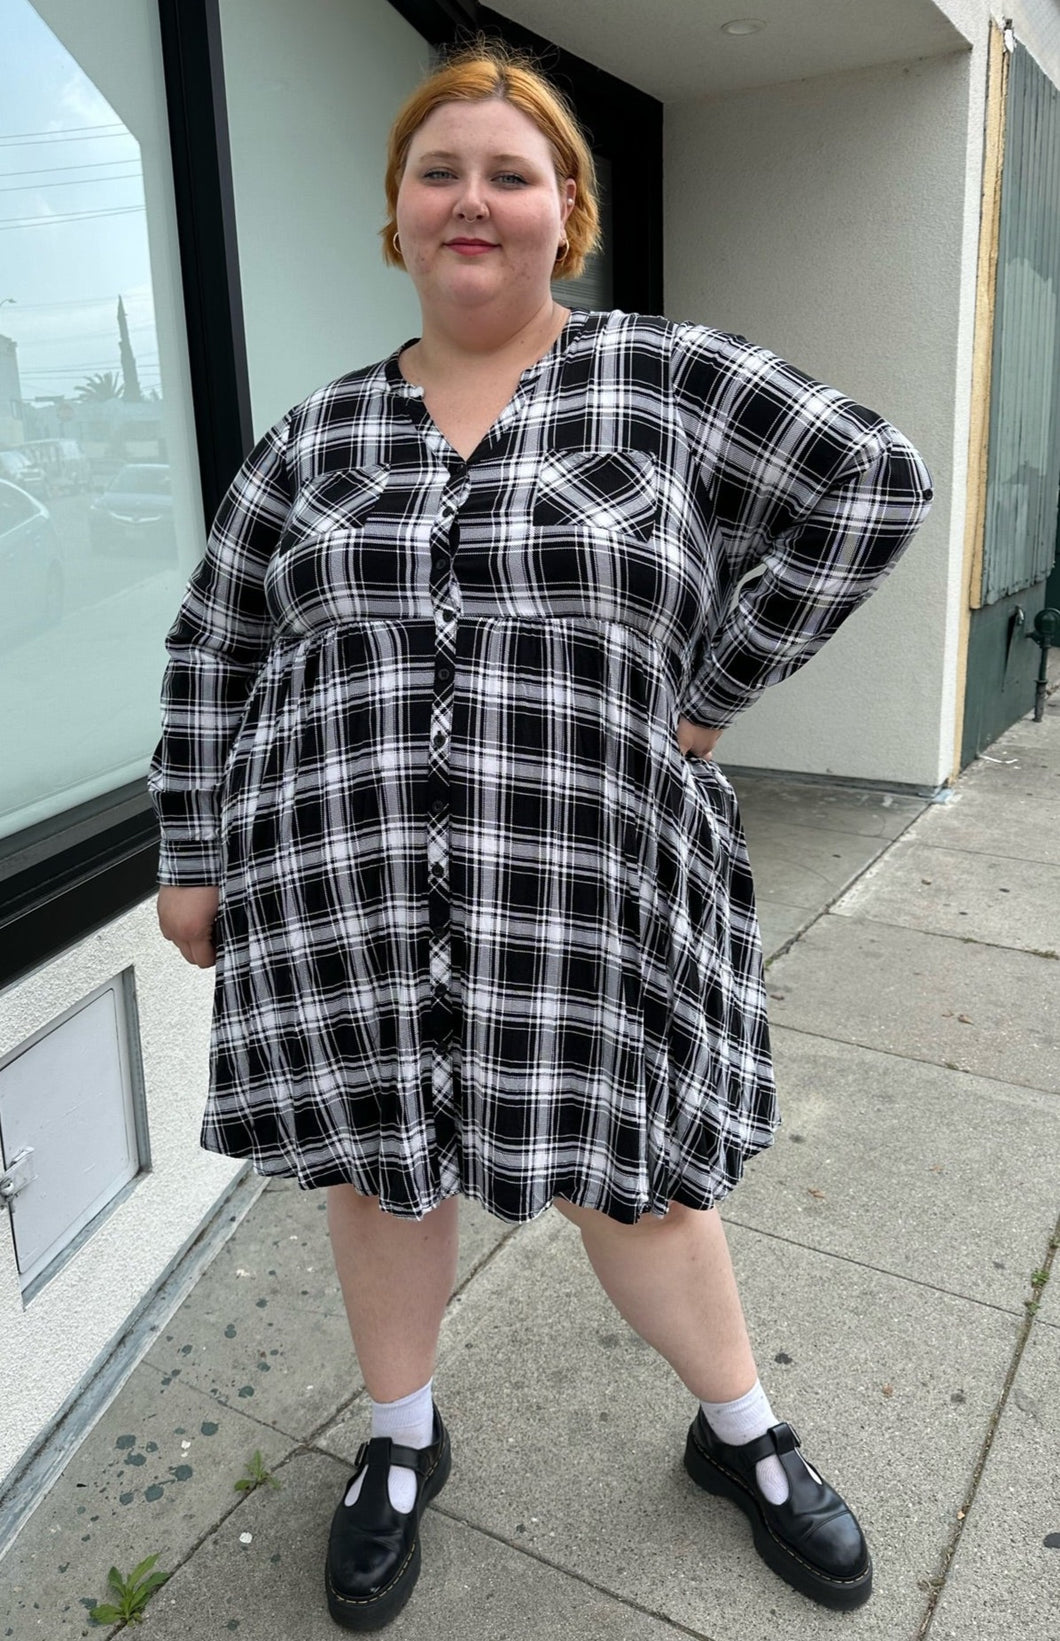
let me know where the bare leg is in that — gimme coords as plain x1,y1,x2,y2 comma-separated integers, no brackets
553,1198,758,1402
553,1197,873,1609
326,1187,459,1401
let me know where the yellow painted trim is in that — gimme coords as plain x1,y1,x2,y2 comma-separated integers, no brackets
952,21,1009,779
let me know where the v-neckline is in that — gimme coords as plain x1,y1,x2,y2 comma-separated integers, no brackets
383,307,592,465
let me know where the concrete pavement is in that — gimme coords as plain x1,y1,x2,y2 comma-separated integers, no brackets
3,687,1058,1640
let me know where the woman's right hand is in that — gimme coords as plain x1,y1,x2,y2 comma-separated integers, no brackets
157,885,220,969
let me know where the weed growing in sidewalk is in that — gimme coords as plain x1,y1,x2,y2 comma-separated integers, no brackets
89,1554,168,1626
234,1449,281,1493
1024,1268,1050,1316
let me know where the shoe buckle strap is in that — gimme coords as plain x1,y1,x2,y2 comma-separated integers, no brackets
735,1421,802,1468
387,1438,433,1474
768,1421,802,1455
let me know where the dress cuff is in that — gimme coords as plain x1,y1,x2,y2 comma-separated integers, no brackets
677,664,754,729
156,837,222,886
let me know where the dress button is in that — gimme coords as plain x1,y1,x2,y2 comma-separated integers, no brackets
436,664,451,682
429,796,446,816
432,730,446,748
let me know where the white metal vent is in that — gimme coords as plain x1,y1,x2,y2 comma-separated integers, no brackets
0,972,149,1300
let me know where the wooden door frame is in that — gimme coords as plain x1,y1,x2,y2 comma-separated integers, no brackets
952,19,1010,779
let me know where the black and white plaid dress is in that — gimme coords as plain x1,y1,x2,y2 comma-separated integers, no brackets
149,308,932,1222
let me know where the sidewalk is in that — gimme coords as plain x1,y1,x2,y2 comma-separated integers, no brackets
4,690,1058,1640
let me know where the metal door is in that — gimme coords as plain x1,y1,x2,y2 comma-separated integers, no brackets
962,39,1060,763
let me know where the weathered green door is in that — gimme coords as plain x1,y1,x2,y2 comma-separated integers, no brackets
1047,503,1060,612
962,40,1060,764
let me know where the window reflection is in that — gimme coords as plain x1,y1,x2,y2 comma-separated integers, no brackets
0,0,200,838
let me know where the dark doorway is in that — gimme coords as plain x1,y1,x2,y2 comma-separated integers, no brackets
385,0,663,315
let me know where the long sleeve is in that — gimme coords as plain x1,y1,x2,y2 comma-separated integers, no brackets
670,326,934,728
148,416,293,884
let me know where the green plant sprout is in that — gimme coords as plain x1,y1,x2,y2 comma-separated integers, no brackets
89,1554,169,1626
234,1449,281,1493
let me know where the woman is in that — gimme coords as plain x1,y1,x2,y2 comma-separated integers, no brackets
151,43,932,1632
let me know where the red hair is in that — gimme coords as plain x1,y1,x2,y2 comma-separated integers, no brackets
381,41,600,281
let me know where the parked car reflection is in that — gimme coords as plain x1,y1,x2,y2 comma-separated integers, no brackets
0,479,64,643
0,448,50,501
88,463,176,559
21,438,91,495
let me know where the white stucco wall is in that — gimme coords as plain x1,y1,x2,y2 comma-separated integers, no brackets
218,0,429,436
665,51,974,787
0,904,235,1486
934,0,1060,83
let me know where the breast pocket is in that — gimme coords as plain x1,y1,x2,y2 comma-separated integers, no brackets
278,464,388,547
531,449,657,542
266,465,391,629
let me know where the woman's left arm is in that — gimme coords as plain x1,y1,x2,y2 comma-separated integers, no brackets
671,327,934,732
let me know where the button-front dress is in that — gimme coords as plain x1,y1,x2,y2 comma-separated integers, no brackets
149,309,932,1223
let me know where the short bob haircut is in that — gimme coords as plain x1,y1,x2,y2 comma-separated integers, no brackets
381,40,600,282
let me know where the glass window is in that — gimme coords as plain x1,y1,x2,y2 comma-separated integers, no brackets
218,0,429,434
0,0,202,841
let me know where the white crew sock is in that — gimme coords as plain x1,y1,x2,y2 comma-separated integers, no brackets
344,1380,435,1514
699,1380,791,1505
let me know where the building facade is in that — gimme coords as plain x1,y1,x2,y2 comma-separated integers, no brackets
1,0,1057,1544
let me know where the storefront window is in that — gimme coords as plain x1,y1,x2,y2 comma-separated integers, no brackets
219,0,428,434
0,0,201,840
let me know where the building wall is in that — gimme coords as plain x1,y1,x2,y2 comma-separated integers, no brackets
665,51,973,788
934,0,1060,82
0,904,233,1485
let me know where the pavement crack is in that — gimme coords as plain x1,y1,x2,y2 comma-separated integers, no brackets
761,804,927,968
138,1360,319,1444
719,1216,1032,1318
893,837,1060,869
916,1205,1060,1638
126,1445,311,1598
818,908,1060,962
428,1502,723,1640
762,1019,1059,1100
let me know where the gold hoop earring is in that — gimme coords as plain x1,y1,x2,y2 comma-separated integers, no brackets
555,239,569,263
392,231,401,255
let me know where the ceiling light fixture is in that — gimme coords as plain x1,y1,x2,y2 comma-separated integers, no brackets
721,19,767,35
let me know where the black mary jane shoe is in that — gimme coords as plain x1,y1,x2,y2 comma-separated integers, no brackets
683,1412,872,1611
325,1408,451,1632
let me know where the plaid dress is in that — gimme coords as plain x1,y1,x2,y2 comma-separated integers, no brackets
149,308,932,1222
